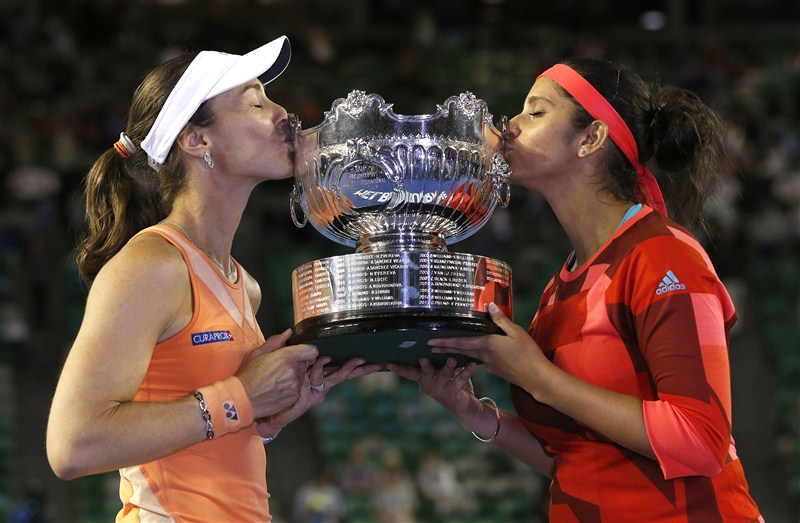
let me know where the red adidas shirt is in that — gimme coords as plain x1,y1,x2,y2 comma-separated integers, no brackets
512,207,762,522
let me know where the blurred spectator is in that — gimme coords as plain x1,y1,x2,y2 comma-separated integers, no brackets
416,450,469,519
339,441,377,496
372,447,417,523
7,480,47,523
293,469,345,523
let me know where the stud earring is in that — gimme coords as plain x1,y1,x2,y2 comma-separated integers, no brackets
579,148,586,156
204,151,214,169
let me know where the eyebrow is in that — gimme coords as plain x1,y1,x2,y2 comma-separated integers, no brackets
241,81,263,94
526,95,554,106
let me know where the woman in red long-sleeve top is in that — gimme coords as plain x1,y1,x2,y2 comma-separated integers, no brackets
389,58,763,522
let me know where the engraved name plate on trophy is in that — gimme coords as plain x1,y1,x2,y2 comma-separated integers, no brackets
288,91,512,367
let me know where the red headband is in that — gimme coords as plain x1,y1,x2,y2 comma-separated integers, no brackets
537,64,667,216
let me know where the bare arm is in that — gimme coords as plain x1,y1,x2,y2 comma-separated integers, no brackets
47,237,205,478
46,236,317,479
428,303,656,460
388,358,554,476
472,404,555,474
512,353,654,460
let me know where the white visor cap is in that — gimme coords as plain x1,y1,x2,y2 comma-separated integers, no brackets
141,35,291,168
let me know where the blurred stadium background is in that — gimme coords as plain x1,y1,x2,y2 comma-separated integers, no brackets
0,0,797,521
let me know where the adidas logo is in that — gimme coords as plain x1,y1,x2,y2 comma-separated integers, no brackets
656,270,686,295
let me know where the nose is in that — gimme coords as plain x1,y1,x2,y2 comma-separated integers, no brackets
273,103,292,138
503,114,521,141
273,101,289,123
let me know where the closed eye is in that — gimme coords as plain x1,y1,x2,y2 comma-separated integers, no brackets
529,112,543,117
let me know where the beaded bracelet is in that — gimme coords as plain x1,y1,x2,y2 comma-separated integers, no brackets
193,391,215,439
471,396,500,443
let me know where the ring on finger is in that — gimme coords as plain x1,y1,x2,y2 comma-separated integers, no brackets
310,379,326,394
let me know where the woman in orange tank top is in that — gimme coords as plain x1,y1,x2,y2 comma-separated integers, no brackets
46,36,379,522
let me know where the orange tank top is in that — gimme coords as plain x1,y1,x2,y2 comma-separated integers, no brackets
116,225,270,522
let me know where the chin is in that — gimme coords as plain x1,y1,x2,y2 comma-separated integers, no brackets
264,154,294,181
273,162,295,181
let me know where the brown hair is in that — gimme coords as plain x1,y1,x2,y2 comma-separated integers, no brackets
76,53,215,285
559,58,725,231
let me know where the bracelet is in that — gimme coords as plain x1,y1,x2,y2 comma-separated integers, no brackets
471,396,500,443
261,431,280,445
193,391,215,439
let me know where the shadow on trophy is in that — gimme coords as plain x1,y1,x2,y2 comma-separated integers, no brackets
287,91,512,367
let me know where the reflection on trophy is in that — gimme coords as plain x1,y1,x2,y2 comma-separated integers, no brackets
288,91,513,367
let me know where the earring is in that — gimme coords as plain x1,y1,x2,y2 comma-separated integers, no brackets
579,148,586,157
204,151,214,169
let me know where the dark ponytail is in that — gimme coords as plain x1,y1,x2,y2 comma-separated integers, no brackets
76,53,215,285
560,59,726,231
76,148,166,284
647,85,725,229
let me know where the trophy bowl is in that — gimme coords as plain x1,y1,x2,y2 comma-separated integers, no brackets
288,91,513,367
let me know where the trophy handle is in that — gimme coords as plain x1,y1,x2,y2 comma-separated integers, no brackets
489,152,512,208
290,184,307,228
496,181,511,208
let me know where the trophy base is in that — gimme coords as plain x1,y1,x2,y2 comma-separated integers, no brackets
289,311,501,368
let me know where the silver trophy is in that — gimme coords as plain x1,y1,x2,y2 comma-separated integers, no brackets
288,91,512,367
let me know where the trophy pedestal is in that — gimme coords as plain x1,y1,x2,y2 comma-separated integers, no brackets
291,251,512,368
290,311,502,367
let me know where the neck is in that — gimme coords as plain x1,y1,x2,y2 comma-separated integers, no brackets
552,197,633,269
161,162,262,280
165,189,247,276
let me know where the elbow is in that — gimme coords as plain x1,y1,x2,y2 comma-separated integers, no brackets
659,428,728,479
47,440,89,480
648,425,725,479
695,458,724,478
643,399,728,479
660,426,729,479
660,448,723,479
46,427,95,480
48,448,82,480
50,464,82,481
